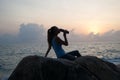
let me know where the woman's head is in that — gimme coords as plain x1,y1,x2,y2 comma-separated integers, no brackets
48,26,60,35
47,26,60,44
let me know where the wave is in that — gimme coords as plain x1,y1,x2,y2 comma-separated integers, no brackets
105,49,120,53
0,76,8,80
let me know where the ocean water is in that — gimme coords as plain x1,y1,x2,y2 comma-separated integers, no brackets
0,42,120,79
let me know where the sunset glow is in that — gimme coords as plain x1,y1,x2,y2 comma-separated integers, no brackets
0,0,120,35
89,26,100,34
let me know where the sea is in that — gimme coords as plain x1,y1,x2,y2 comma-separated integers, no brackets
0,42,120,80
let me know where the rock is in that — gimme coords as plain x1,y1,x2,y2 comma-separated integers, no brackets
75,56,120,80
8,55,120,80
117,64,120,69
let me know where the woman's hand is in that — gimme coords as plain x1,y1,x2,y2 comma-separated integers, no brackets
63,31,67,37
60,29,69,34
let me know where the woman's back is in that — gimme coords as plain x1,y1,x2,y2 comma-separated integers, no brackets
52,37,65,58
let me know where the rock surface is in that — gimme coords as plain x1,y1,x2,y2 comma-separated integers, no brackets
117,64,120,69
8,55,120,80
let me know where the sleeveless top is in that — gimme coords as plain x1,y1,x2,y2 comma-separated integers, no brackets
52,37,65,58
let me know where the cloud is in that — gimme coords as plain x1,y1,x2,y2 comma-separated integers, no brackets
18,23,46,43
0,34,17,44
0,23,46,44
69,29,120,42
0,23,120,44
100,29,120,41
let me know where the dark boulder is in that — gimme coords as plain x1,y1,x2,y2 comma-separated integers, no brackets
117,64,120,69
8,55,120,80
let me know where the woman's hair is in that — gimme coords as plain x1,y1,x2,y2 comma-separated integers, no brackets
47,26,58,44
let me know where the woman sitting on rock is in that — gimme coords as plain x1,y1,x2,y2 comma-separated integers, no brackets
45,26,81,60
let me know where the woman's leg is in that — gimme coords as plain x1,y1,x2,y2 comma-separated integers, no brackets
67,50,81,57
60,54,76,61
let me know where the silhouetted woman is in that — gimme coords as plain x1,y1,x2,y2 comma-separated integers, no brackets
45,26,81,60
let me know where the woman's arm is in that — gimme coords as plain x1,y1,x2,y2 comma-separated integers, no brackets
56,32,68,46
63,32,68,46
45,43,51,57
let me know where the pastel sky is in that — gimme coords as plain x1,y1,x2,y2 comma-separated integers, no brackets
0,0,120,35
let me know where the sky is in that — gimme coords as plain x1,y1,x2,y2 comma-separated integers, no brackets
0,0,120,35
